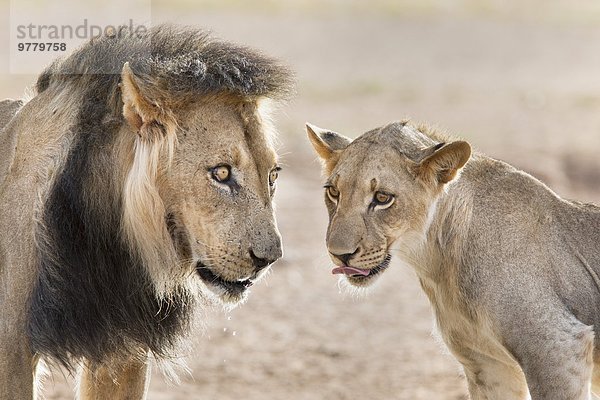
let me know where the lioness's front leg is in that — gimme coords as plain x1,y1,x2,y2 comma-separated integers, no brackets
460,355,529,400
446,340,529,400
78,352,151,400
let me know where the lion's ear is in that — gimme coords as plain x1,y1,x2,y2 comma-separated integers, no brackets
415,141,471,185
306,123,351,173
120,62,171,137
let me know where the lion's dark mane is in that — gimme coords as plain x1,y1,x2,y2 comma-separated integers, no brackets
35,24,292,104
29,98,194,370
28,25,292,370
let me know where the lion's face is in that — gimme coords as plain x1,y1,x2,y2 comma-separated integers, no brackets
162,101,283,303
119,63,285,304
307,122,470,288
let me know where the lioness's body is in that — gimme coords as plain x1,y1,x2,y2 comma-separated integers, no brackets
1,26,291,399
417,155,600,399
308,122,600,399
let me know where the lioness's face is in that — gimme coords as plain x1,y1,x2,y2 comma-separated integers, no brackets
307,122,470,287
164,102,283,303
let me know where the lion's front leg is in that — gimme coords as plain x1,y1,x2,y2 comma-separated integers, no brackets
77,352,151,400
0,331,36,399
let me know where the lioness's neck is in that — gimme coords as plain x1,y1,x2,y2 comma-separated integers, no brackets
404,154,509,284
410,152,600,284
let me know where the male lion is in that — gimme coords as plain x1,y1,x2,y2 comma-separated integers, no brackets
0,25,292,399
307,121,600,400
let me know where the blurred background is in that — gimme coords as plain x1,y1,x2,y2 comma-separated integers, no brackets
3,1,600,398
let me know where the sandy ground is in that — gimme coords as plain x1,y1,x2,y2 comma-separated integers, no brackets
2,2,600,399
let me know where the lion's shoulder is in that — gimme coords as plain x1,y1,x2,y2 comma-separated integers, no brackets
0,99,23,188
0,99,22,130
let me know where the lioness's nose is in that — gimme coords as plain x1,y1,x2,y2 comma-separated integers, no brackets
330,248,359,265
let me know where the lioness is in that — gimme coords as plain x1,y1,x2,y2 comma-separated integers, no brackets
0,25,292,399
307,121,600,400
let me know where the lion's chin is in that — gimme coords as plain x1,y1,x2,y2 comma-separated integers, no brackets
343,254,392,288
196,262,254,304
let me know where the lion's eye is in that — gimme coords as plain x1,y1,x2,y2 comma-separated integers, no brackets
373,191,394,206
211,165,231,183
269,167,281,187
326,186,340,202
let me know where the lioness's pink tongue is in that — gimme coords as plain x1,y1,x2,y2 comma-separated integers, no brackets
332,266,370,276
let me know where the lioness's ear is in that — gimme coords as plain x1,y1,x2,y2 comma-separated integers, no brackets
416,141,471,185
306,123,351,159
306,123,351,174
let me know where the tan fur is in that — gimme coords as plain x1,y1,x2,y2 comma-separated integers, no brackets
308,121,600,399
78,353,151,400
120,64,182,295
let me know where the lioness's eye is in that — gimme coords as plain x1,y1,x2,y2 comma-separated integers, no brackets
269,167,281,187
326,186,340,202
373,191,394,206
211,165,231,183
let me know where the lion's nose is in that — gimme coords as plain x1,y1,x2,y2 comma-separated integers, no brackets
249,248,279,272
